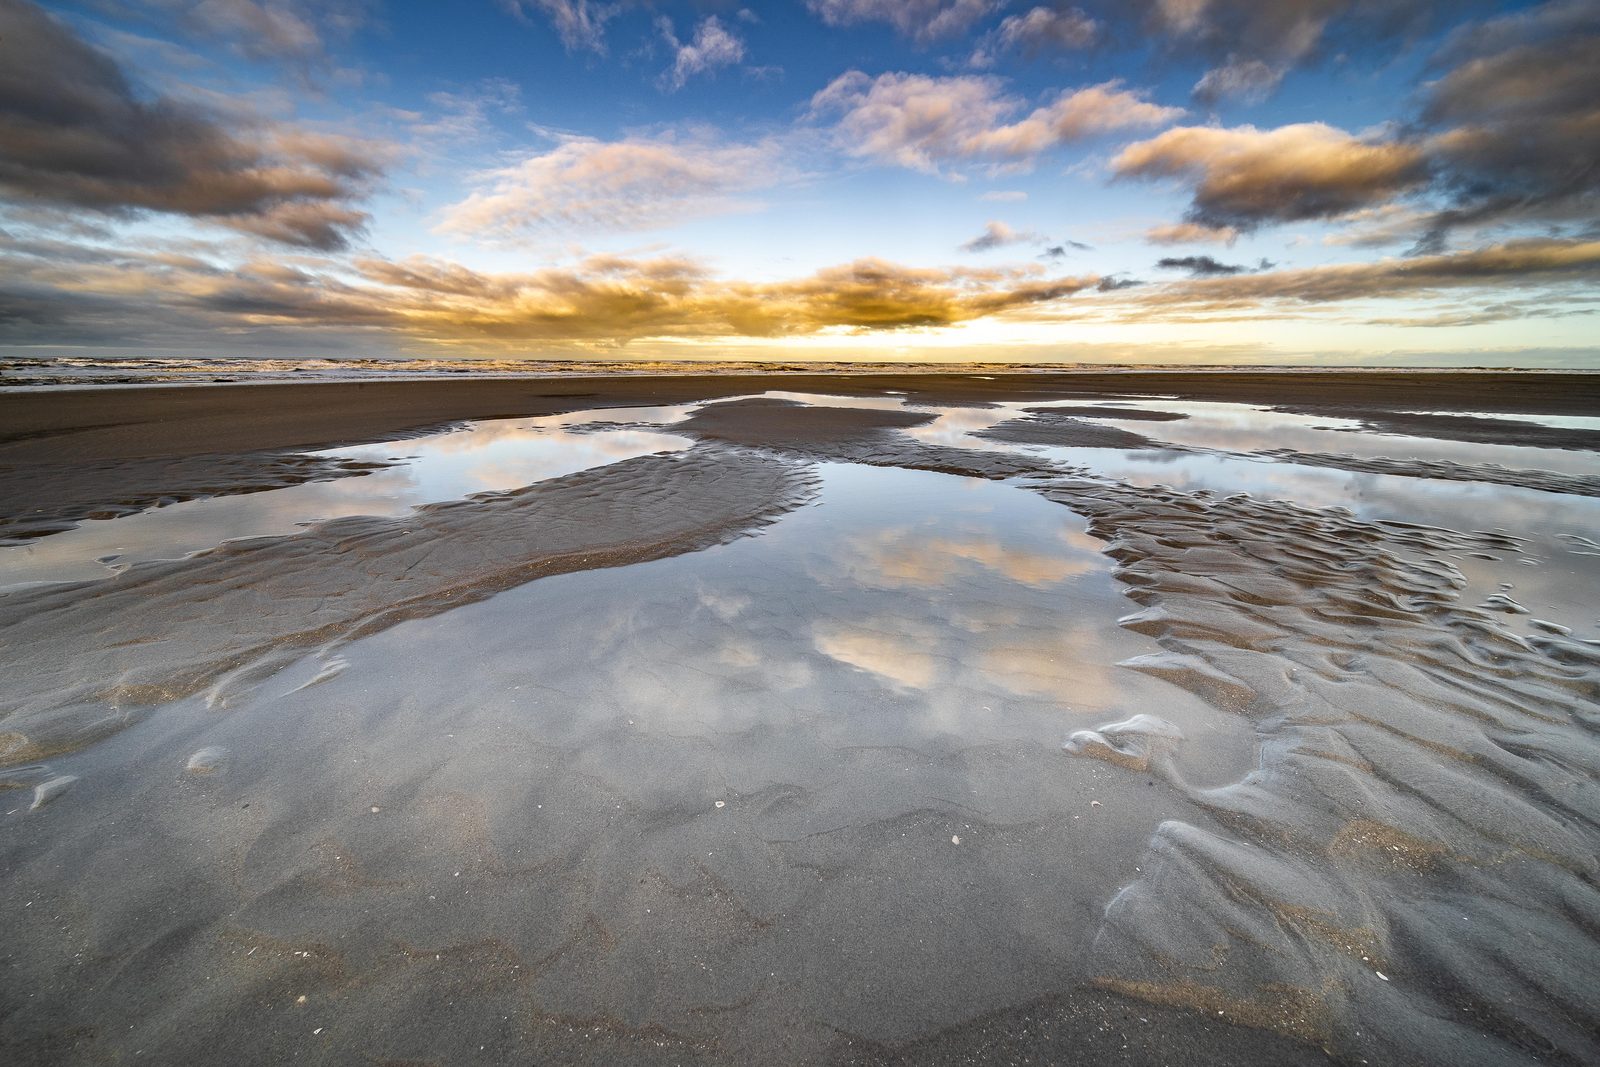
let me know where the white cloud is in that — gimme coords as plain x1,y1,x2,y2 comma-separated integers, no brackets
437,134,784,241
813,72,1182,175
499,0,618,54
658,16,745,91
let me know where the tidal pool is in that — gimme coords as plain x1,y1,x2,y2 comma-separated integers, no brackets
2,390,1598,1065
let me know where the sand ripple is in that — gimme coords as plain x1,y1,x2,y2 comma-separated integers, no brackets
1043,479,1600,1064
0,448,816,767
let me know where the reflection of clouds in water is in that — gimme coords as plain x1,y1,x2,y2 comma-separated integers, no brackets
0,464,424,589
979,630,1129,711
1054,399,1600,478
813,618,944,691
539,403,698,429
903,406,1014,447
841,523,1103,590
4,425,690,589
697,586,752,622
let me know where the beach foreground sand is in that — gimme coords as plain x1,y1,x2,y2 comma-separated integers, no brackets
2,372,1598,1065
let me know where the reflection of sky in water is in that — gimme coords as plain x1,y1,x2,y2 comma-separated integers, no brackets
6,390,1597,638
1002,443,1600,637
0,422,690,589
1028,398,1600,477
1398,410,1600,432
269,462,1251,786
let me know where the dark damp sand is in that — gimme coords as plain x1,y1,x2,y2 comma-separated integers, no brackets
3,371,1600,1067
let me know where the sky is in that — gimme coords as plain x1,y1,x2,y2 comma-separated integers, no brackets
0,0,1597,366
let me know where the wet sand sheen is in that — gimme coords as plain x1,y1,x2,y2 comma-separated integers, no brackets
2,374,1599,1066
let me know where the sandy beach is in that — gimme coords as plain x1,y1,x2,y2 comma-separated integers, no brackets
3,371,1599,1065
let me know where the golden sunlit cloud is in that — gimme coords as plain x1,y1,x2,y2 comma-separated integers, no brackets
1114,123,1429,231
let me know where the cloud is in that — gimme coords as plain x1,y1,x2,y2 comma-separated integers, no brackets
997,5,1098,52
1142,0,1434,104
971,5,1098,65
1155,255,1247,276
436,133,784,241
1128,4,1600,248
658,15,745,91
1040,239,1091,259
8,231,1597,354
499,0,621,54
1113,122,1429,231
1191,57,1285,105
980,190,1028,202
1145,221,1240,245
126,0,370,85
0,0,388,250
960,220,1039,252
813,72,1182,175
806,0,998,45
0,233,1101,350
1410,0,1600,246
1127,238,1600,310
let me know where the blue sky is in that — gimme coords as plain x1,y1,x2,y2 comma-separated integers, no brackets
1,0,1596,364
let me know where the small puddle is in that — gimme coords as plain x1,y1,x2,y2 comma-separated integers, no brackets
0,414,693,589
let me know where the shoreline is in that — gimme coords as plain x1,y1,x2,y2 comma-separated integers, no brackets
4,371,1595,544
5,371,1598,461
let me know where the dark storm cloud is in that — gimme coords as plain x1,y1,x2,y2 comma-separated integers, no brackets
1095,274,1142,291
1156,255,1247,276
0,0,388,249
1410,0,1600,248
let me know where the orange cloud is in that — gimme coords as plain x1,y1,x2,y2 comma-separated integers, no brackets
1113,122,1428,230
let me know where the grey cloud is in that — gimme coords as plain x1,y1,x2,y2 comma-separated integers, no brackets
972,5,1097,64
143,0,370,83
1191,57,1285,105
1096,274,1142,291
0,0,388,250
1156,255,1247,276
960,220,1039,252
1412,1,1600,244
1132,238,1600,309
807,0,998,44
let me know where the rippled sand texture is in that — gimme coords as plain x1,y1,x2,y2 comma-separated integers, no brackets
1046,481,1600,1063
2,380,1599,1066
0,450,814,768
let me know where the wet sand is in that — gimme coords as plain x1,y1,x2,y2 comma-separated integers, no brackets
2,372,1599,1066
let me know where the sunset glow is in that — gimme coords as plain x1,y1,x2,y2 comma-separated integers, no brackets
2,0,1597,365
